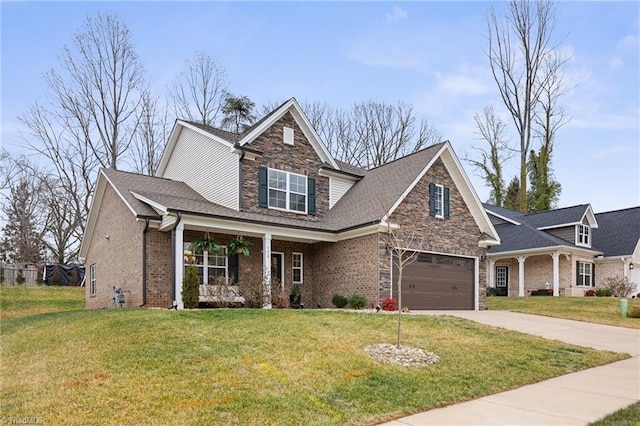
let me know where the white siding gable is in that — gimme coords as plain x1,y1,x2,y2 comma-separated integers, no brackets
162,127,238,210
329,176,354,209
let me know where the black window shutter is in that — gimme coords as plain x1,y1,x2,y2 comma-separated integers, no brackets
444,187,450,219
308,177,316,215
229,254,239,284
258,167,268,208
576,261,580,286
429,183,435,217
591,263,595,287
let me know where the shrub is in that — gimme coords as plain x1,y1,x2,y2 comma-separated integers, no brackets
349,294,367,309
36,269,44,285
604,275,636,298
0,265,5,284
70,268,78,286
595,288,611,297
486,287,501,297
381,297,397,311
628,301,640,318
585,289,596,297
182,265,200,309
331,294,348,308
52,266,62,286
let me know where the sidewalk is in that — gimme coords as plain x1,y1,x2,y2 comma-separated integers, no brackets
381,311,640,425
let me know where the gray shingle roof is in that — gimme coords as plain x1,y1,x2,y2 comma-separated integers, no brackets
487,222,575,253
483,203,525,222
592,207,640,257
521,204,590,228
102,142,446,234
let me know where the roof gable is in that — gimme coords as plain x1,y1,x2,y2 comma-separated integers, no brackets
238,98,338,169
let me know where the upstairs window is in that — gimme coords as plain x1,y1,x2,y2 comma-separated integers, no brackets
577,224,590,247
429,183,450,219
259,167,316,215
89,264,96,296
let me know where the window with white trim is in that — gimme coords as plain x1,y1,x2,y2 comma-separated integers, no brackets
292,252,303,284
577,224,590,247
89,264,96,296
434,184,444,218
577,261,593,287
268,169,307,213
184,243,228,285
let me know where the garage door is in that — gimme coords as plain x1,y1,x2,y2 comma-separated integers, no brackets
392,253,474,310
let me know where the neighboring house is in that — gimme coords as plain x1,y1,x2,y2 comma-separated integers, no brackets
79,98,499,311
484,204,640,297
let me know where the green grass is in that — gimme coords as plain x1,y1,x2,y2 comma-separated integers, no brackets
0,285,85,320
590,401,640,426
1,287,628,425
487,296,640,329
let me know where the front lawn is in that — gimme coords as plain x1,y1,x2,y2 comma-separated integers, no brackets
487,296,640,329
590,401,640,426
1,295,627,425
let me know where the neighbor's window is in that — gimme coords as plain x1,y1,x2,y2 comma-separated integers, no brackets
577,261,593,287
184,242,228,285
292,252,303,284
434,184,444,218
577,224,590,247
89,264,96,296
268,169,307,213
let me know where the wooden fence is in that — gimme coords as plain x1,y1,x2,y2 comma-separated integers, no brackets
0,263,40,286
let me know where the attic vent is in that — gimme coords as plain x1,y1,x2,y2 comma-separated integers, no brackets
283,127,294,146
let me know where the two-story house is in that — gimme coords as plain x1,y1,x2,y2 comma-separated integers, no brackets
484,204,640,296
79,98,500,310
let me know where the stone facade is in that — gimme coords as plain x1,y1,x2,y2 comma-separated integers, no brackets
240,112,329,220
85,185,144,309
387,157,488,309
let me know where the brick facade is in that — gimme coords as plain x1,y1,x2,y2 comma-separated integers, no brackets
85,185,144,309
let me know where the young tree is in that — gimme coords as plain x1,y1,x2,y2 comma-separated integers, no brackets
504,176,521,211
486,0,565,213
221,95,256,134
466,106,511,206
168,51,228,127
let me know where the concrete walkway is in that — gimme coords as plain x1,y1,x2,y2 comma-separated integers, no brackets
382,311,640,426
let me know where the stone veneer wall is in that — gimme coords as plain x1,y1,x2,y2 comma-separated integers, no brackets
387,157,488,309
85,184,144,309
240,112,329,220
310,234,379,309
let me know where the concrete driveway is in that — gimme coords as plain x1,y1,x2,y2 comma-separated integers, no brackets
381,311,640,425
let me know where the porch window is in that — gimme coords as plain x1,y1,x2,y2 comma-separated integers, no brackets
184,243,228,285
577,261,593,287
89,264,96,296
496,266,508,288
577,224,590,247
292,252,303,284
268,169,307,213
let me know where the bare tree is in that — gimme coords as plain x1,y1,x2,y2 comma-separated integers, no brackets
466,106,512,206
528,52,568,211
168,51,228,126
41,177,83,263
44,11,145,170
131,91,170,176
0,165,49,263
487,0,564,212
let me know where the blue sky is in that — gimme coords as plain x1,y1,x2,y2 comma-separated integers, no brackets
1,1,638,213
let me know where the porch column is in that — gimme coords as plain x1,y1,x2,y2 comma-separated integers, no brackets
551,252,560,297
488,259,496,288
262,233,272,309
174,222,184,309
517,256,527,297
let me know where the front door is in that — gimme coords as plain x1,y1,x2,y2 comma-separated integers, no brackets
271,252,284,291
495,266,508,296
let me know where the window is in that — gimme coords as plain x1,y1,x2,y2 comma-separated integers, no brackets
268,169,307,213
434,184,444,217
89,264,96,296
577,224,590,247
184,243,228,285
429,183,450,219
292,252,303,283
577,261,593,287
